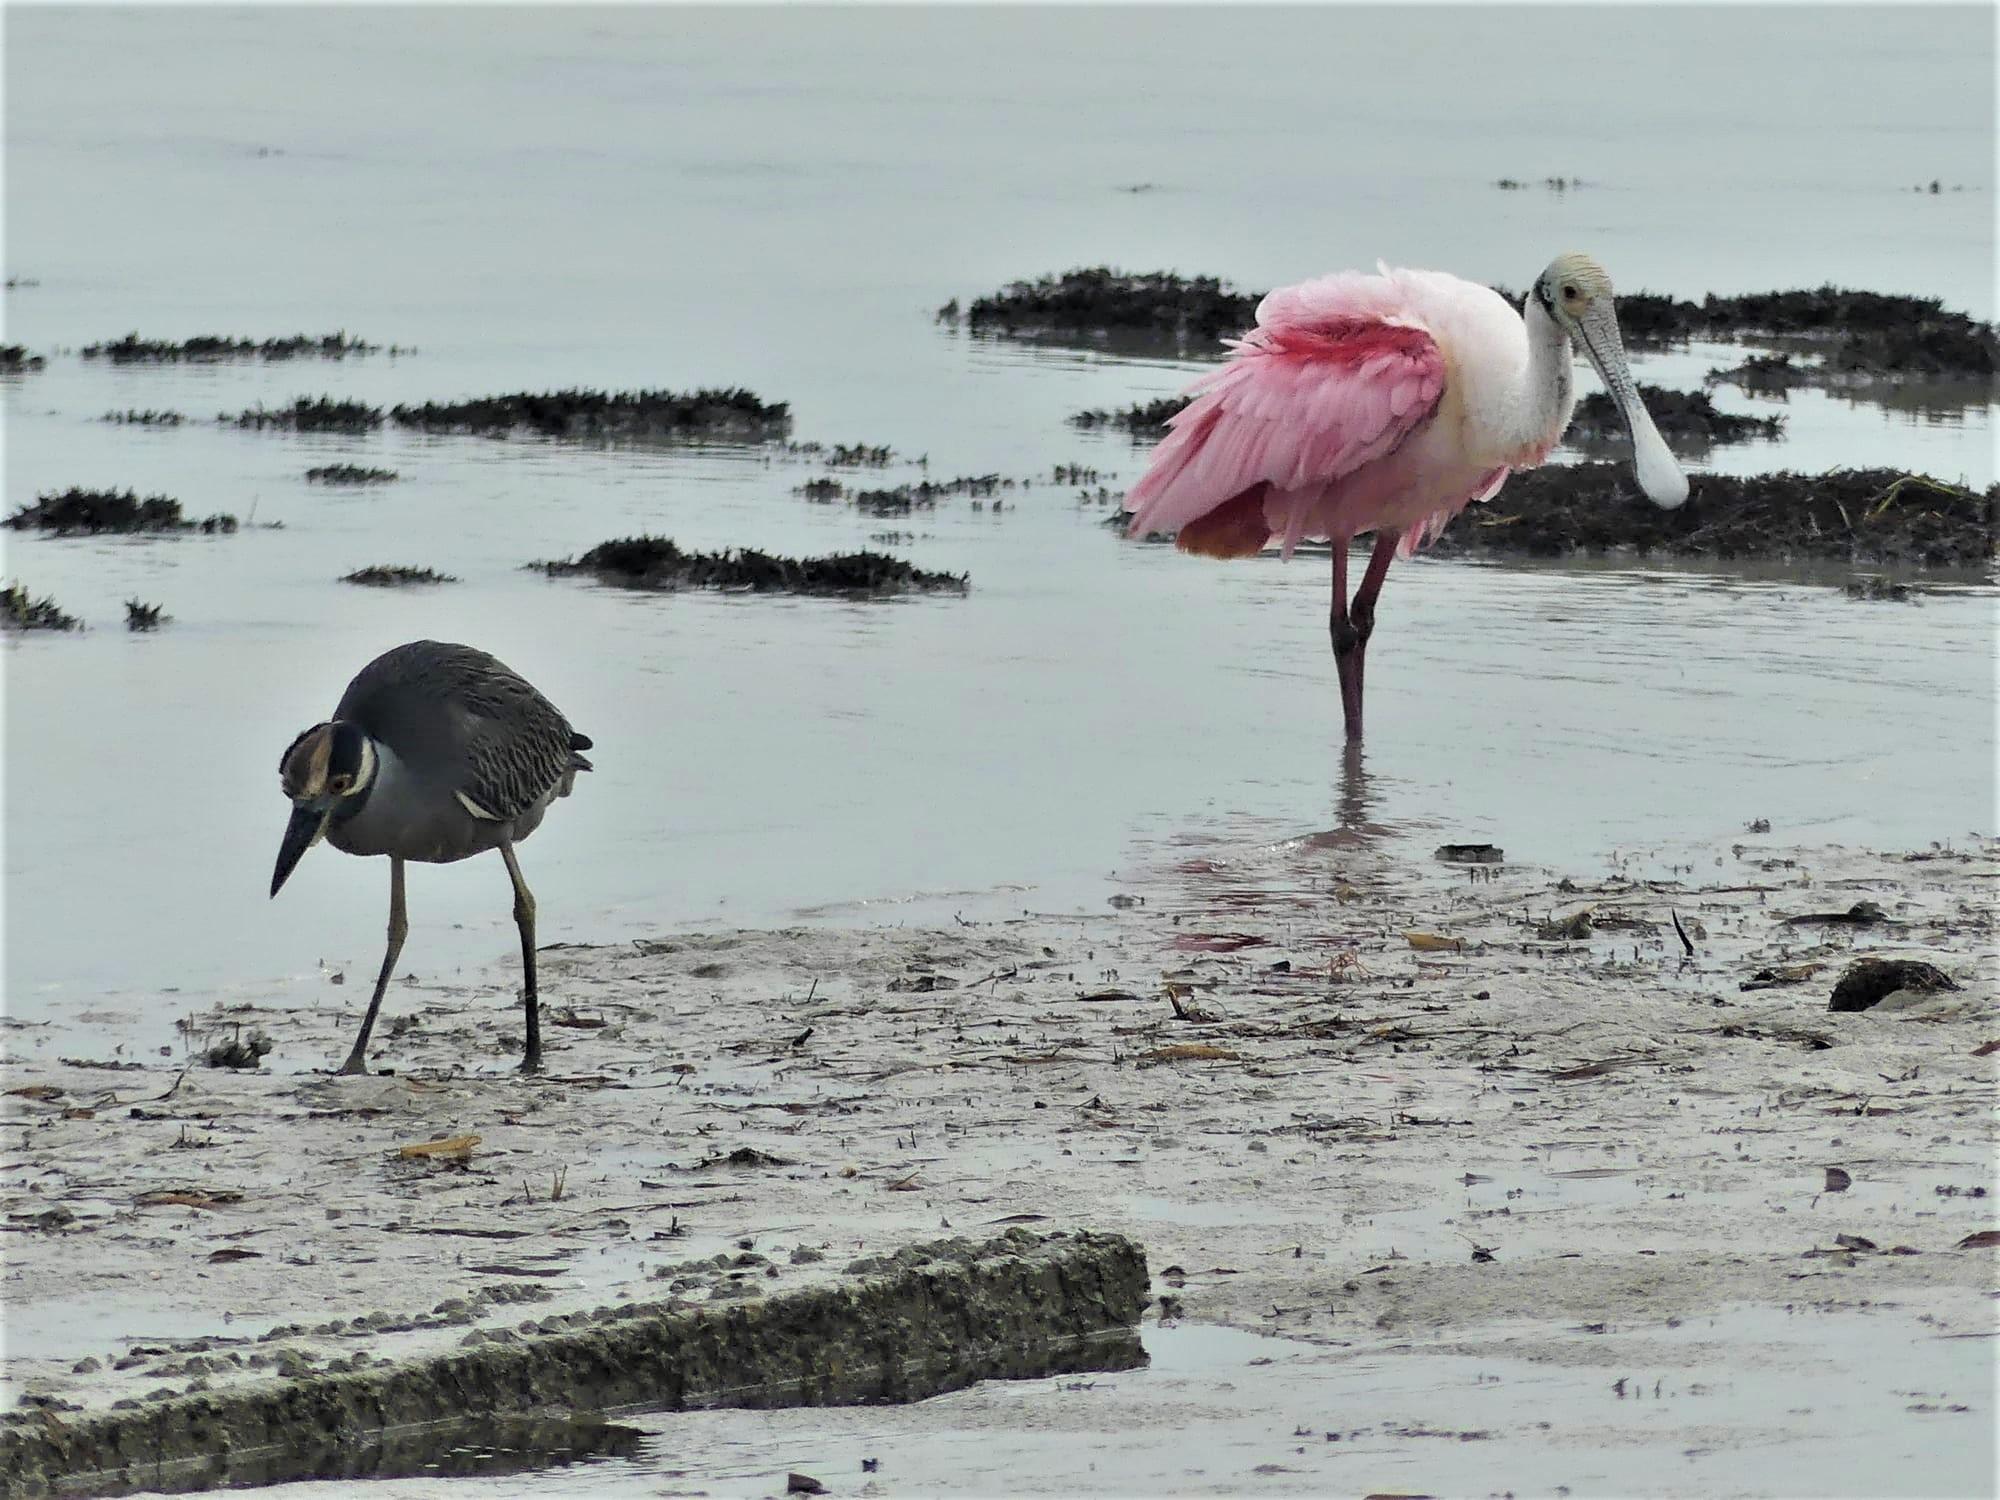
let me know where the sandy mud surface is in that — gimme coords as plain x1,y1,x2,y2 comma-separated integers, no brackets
3,834,1995,1489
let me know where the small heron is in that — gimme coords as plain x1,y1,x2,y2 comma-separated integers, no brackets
270,640,593,1074
1123,252,1690,740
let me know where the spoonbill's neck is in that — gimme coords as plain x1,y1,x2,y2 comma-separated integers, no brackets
1505,295,1577,459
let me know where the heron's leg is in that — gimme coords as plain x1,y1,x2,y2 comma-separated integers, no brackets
500,843,541,1074
339,856,407,1076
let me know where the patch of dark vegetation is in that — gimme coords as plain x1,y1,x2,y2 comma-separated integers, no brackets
800,474,1012,511
1553,287,1998,378
390,388,789,441
1493,176,1586,191
82,331,384,362
1705,353,1813,395
6,487,239,536
1425,466,1994,568
1568,385,1783,450
1069,397,1190,437
341,565,457,587
957,268,1259,344
103,408,187,426
224,397,384,432
307,464,399,485
2,583,81,632
1,344,46,373
203,1027,275,1068
125,598,169,631
538,537,968,597
1843,576,1916,603
1054,463,1102,485
778,441,893,467
1828,957,1957,1013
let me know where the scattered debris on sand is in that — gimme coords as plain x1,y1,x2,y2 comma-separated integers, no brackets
1068,397,1189,437
81,331,386,362
307,464,398,485
101,409,187,426
1568,384,1783,450
1423,466,1994,567
1,344,46,373
201,1028,275,1068
123,599,168,632
950,267,1259,344
390,388,790,441
538,537,967,597
223,397,384,433
1,583,81,632
5,488,239,536
340,565,458,587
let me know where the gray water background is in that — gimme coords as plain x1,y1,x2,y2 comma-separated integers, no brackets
3,4,1994,1026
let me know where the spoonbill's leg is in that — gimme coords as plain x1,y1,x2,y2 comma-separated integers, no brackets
1330,534,1400,740
1328,541,1365,739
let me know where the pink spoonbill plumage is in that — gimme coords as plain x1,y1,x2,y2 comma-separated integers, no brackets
1123,253,1689,740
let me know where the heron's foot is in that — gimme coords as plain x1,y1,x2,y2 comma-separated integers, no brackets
336,1051,371,1077
518,1050,543,1076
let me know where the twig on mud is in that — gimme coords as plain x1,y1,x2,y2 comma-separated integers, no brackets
1670,909,1696,958
967,967,1018,991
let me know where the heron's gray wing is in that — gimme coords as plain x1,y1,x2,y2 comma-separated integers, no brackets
337,641,588,821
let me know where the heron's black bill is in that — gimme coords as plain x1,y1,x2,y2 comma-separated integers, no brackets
271,804,329,897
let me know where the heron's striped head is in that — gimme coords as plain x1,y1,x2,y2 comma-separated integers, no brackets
279,720,376,804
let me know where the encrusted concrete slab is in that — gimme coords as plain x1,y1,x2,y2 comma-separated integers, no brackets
1,1229,1147,1497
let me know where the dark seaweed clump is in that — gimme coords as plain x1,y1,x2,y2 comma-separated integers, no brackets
781,441,893,467
2,583,80,632
6,488,238,535
307,464,398,485
125,599,168,631
1068,397,1190,437
1567,287,1998,378
103,409,187,426
82,331,382,362
1568,385,1783,449
341,565,457,587
390,389,790,441
1,345,46,373
817,475,1013,514
224,398,384,432
958,268,1259,344
539,537,967,597
1425,466,1994,568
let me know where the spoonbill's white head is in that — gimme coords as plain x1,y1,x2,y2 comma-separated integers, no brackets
1534,253,1690,510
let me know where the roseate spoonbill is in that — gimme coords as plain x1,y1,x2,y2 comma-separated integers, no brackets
1123,253,1689,739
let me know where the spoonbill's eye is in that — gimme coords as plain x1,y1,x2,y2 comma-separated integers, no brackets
1562,283,1581,300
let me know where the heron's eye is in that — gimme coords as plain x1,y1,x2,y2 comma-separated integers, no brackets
330,773,354,794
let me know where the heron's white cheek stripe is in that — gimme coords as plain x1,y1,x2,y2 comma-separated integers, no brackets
455,790,502,821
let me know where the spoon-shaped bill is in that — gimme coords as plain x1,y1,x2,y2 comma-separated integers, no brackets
1576,304,1691,510
270,803,330,898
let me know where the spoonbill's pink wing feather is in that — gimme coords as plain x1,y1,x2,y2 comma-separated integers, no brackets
1125,282,1446,547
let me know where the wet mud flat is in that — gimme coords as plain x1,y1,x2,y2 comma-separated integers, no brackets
2,837,1992,1490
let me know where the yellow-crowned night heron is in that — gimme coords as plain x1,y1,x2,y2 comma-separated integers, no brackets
269,640,593,1075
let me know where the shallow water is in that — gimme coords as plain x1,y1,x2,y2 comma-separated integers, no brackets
4,6,1995,1032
